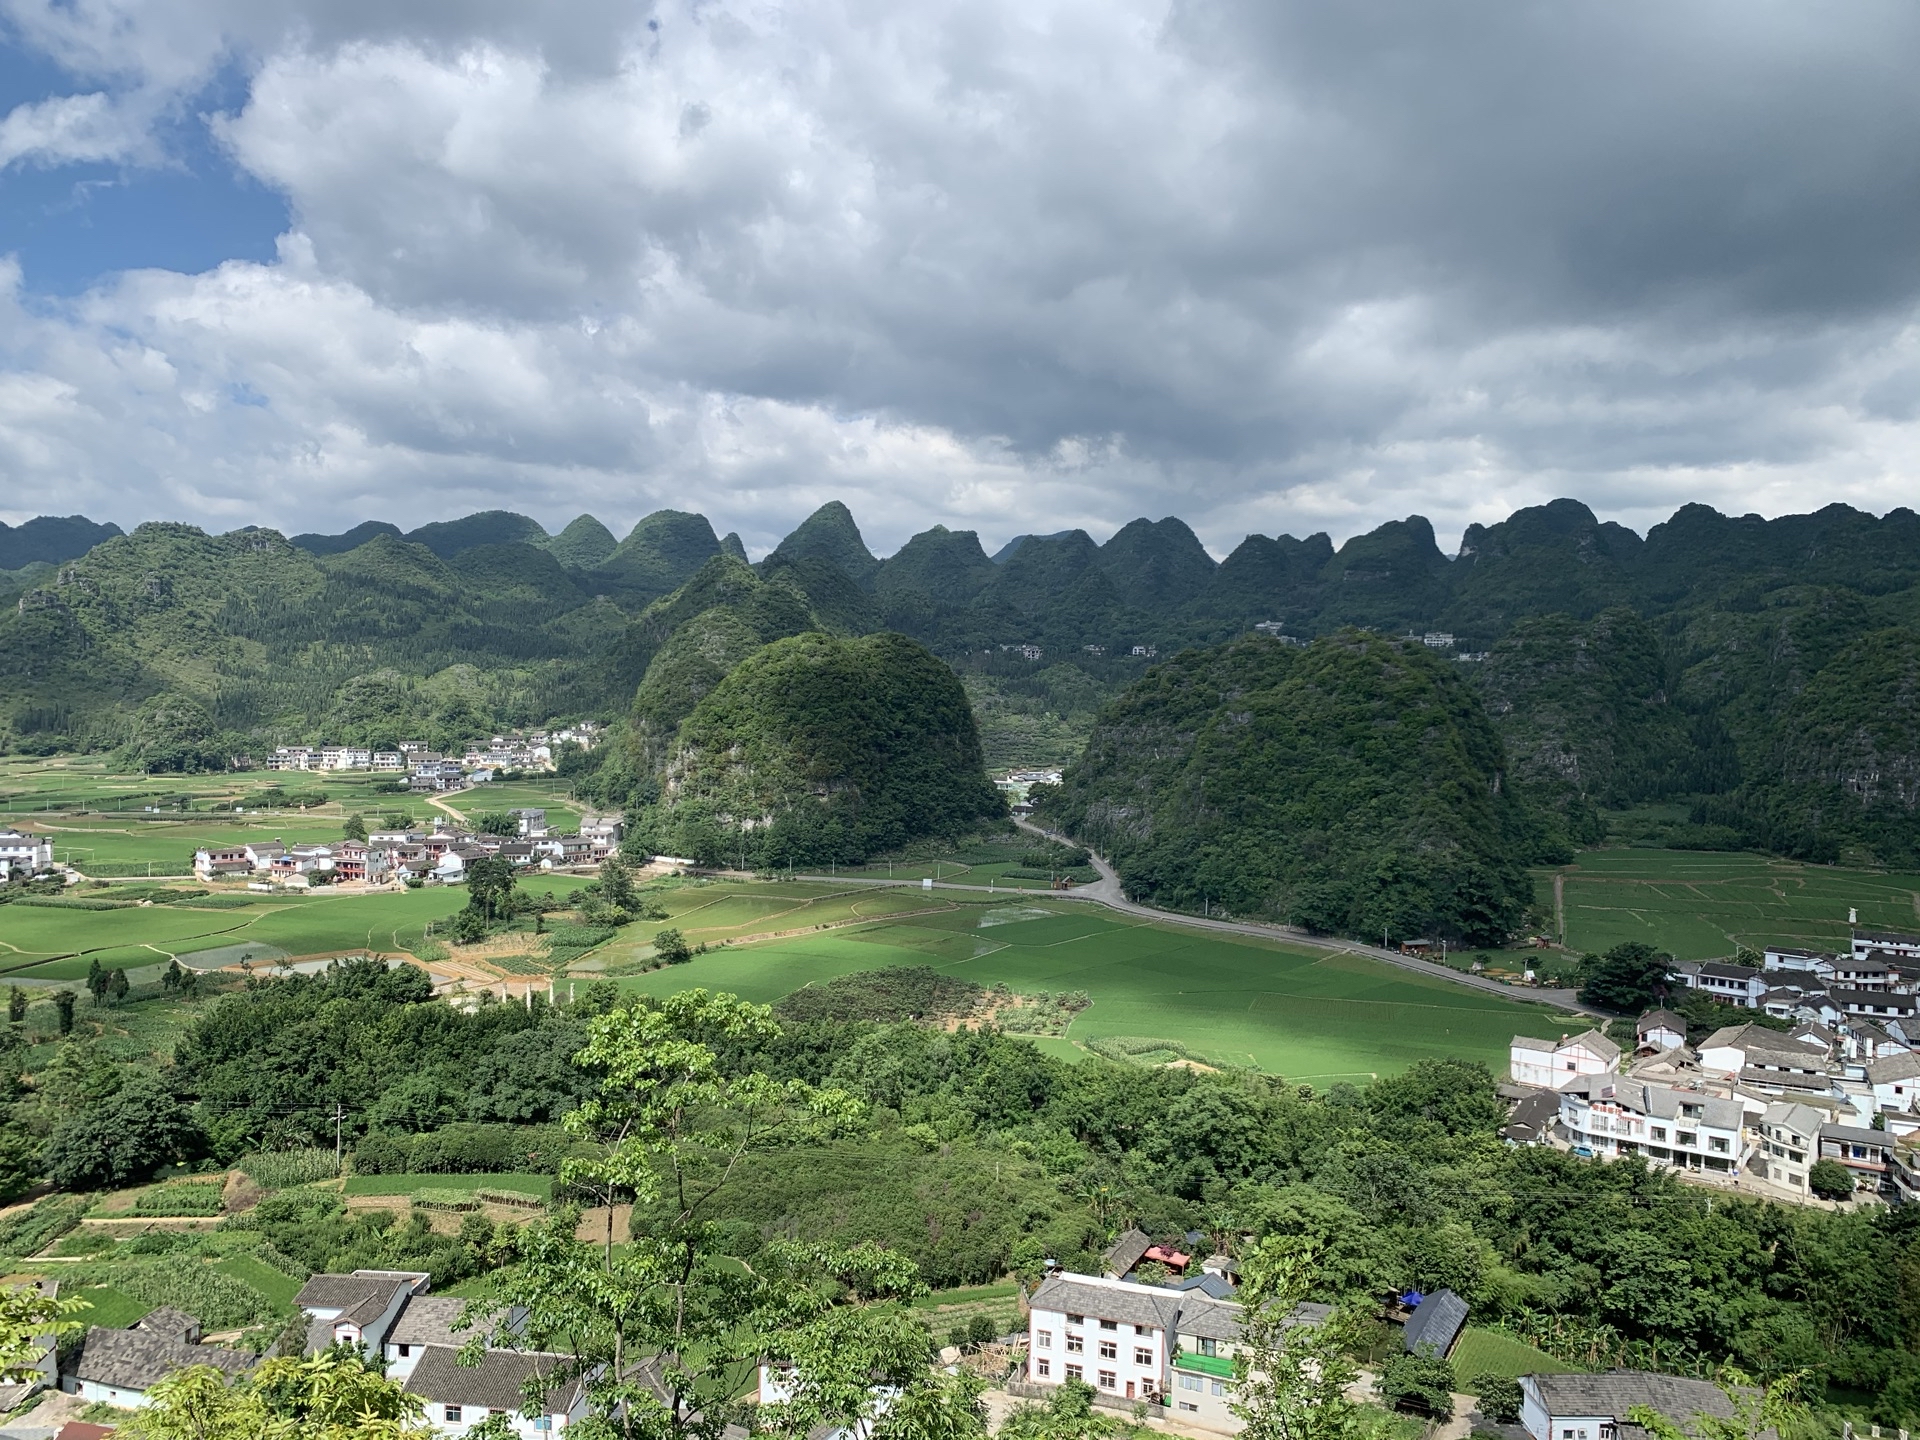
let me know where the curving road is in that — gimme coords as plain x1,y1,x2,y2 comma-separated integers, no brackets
798,820,1602,1021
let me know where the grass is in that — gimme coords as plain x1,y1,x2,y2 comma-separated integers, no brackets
210,1254,302,1308
1451,1325,1580,1380
1544,849,1920,960
342,1172,553,1200
71,1284,152,1328
615,890,1577,1083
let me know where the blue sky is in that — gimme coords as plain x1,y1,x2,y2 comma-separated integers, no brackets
0,47,285,294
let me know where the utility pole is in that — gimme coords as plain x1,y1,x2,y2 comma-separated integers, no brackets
333,1102,344,1177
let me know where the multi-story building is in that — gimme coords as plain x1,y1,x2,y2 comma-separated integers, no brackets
1669,961,1767,1008
0,829,54,878
1024,1271,1326,1433
1557,1078,1747,1174
1753,1102,1824,1193
1856,930,1920,965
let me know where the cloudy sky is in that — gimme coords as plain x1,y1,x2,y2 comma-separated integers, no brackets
2,0,1918,558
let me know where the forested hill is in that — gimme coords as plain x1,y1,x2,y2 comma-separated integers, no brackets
1039,630,1556,944
7,496,1920,866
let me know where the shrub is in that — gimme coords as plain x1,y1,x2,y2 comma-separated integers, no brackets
1809,1158,1856,1201
353,1123,567,1176
1468,1374,1522,1424
1380,1353,1455,1419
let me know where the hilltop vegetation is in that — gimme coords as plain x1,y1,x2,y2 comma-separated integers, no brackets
1042,631,1553,943
638,631,1005,866
8,494,1920,870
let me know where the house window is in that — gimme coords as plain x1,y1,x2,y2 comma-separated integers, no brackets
1178,1374,1202,1391
1036,1358,1051,1378
1099,1370,1117,1390
1135,1325,1152,1335
444,1407,462,1423
398,1344,411,1357
1677,1132,1698,1148
533,1421,553,1434
1099,1341,1117,1359
1134,1348,1154,1366
1199,1338,1219,1357
1067,1313,1084,1325
1099,1319,1118,1331
1179,1401,1200,1413
1067,1335,1084,1353
1651,1126,1666,1141
1709,1137,1729,1154
1066,1364,1083,1381
1035,1330,1052,1349
1211,1380,1227,1397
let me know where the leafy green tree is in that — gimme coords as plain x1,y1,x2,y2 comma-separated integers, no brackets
998,1379,1129,1439
1379,1352,1454,1418
343,813,368,841
465,855,516,921
653,927,691,964
44,1069,201,1190
1578,942,1674,1013
119,1349,435,1439
0,1127,35,1204
0,1281,84,1379
85,957,107,1002
383,811,414,830
1809,1158,1855,1201
598,854,637,913
6,987,23,1023
474,811,519,837
1230,1237,1359,1440
1626,1367,1809,1440
53,990,74,1035
479,990,974,1439
1468,1375,1522,1424
448,907,490,944
106,966,130,1005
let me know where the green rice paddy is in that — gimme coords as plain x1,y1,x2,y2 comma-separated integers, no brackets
616,891,1576,1083
1547,849,1920,960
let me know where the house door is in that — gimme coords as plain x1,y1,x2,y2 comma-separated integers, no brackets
1126,1382,1135,1399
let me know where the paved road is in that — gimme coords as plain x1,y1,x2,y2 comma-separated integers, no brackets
799,822,1602,1020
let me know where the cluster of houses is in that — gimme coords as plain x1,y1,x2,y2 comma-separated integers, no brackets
1019,1237,1736,1439
1508,930,1920,1201
0,827,54,879
261,725,602,782
193,812,623,886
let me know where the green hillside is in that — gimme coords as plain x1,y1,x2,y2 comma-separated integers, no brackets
1042,630,1557,944
640,631,1004,865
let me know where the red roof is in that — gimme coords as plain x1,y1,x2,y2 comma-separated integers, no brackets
1142,1245,1190,1269
57,1424,118,1440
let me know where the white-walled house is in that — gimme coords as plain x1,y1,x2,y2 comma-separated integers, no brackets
1856,930,1920,964
1754,1103,1825,1192
1557,1079,1747,1174
1669,961,1766,1008
406,1346,592,1438
62,1309,252,1407
1510,1031,1622,1091
1868,1052,1920,1117
1635,1011,1686,1052
1765,946,1836,978
295,1270,430,1354
0,829,54,878
1519,1372,1744,1440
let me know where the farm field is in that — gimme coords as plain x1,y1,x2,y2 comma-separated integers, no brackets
616,890,1575,1083
341,1172,553,1200
1451,1326,1579,1380
1546,849,1920,960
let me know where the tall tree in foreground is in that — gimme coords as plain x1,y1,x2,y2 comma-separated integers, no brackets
1229,1237,1360,1440
477,990,981,1439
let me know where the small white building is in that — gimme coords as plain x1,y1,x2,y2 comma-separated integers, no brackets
1509,1030,1622,1091
1635,1010,1686,1053
1558,1079,1747,1174
1754,1102,1825,1192
1669,960,1766,1008
1519,1372,1744,1440
0,829,56,877
1856,930,1920,964
62,1308,252,1407
406,1345,592,1438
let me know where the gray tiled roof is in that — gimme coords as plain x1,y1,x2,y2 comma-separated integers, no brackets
1510,1035,1556,1053
70,1326,252,1393
1820,1123,1888,1147
1867,1052,1920,1084
1102,1229,1152,1277
1030,1276,1183,1332
1636,1010,1685,1035
404,1345,582,1414
1527,1371,1737,1427
133,1308,199,1341
1403,1288,1468,1357
391,1296,481,1348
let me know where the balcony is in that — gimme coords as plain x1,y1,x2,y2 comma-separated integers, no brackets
1172,1349,1234,1379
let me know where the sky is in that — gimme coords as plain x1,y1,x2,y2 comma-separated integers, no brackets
2,1,1919,560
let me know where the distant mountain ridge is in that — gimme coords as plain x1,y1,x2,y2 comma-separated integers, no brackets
7,495,1920,869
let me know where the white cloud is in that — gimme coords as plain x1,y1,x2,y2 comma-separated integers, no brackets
3,0,1920,554
0,91,154,168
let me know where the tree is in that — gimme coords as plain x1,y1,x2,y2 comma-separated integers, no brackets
0,1283,84,1381
85,957,108,1002
653,927,691,964
598,854,637,913
106,966,130,1005
1468,1374,1523,1425
448,907,490,944
52,990,75,1035
6,987,23,1023
465,856,516,922
1809,1158,1856,1201
44,1069,201,1190
474,811,519,837
480,990,974,1439
1626,1367,1810,1440
1577,942,1674,1013
119,1349,435,1440
1229,1237,1359,1440
0,1127,38,1205
998,1379,1128,1440
343,813,368,842
1379,1352,1454,1419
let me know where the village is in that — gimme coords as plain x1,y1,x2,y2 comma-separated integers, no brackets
1504,929,1920,1204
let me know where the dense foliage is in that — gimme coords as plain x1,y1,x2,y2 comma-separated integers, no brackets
639,631,1005,867
1041,631,1553,943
